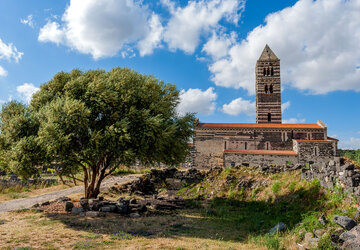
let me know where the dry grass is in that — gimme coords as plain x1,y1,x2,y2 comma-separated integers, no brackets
0,208,264,250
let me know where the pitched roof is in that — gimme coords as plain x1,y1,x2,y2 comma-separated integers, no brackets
224,149,298,156
258,44,279,61
197,123,323,129
327,136,339,141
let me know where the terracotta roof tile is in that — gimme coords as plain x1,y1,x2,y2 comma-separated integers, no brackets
295,140,332,142
327,136,339,141
197,123,322,129
224,149,298,156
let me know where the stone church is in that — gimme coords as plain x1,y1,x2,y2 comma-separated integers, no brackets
193,45,338,168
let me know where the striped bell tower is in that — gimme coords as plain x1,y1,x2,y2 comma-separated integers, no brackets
256,45,282,124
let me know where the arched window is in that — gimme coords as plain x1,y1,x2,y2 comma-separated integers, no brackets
267,113,271,122
271,67,274,76
264,85,268,93
270,85,273,93
245,142,248,150
263,68,266,76
266,142,270,150
266,67,270,76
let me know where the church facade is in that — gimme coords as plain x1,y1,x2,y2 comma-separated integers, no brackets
193,45,338,168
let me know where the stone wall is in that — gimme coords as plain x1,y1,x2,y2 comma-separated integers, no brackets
294,140,337,163
193,127,327,168
223,152,299,167
301,158,360,201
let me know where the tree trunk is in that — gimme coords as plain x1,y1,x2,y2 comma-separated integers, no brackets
70,171,77,185
54,168,66,185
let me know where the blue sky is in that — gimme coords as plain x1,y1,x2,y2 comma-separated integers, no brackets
0,0,359,149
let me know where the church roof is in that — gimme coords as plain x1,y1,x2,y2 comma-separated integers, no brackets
258,44,279,61
197,123,323,129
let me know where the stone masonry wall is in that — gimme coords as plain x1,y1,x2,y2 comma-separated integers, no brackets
223,153,299,168
293,140,337,163
301,158,360,202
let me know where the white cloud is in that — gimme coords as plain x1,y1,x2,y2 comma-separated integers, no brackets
202,32,236,60
222,97,255,116
164,0,245,54
38,21,65,45
0,66,7,77
0,38,23,62
17,83,40,104
137,14,164,56
38,0,156,59
177,87,217,115
281,101,291,112
283,118,306,124
21,14,34,28
339,137,360,150
208,0,360,94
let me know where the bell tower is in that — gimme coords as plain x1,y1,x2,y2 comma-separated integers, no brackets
256,45,282,123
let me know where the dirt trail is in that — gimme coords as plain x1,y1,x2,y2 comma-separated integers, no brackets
0,175,140,213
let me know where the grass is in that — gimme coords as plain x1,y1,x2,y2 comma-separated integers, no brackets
0,167,358,249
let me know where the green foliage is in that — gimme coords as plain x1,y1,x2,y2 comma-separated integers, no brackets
271,181,283,194
339,149,360,164
318,234,337,250
0,68,194,198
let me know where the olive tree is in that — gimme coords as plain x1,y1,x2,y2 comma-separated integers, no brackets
0,68,194,198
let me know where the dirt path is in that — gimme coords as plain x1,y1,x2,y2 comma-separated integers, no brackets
0,175,140,213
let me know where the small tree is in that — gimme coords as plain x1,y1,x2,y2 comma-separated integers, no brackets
0,68,194,198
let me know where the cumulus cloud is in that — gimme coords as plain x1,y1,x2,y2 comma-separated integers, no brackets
0,66,7,77
222,97,255,116
17,83,40,103
21,14,34,28
38,0,159,59
283,118,306,124
177,87,217,115
164,0,245,54
202,32,236,60
208,0,360,94
137,14,164,56
38,21,65,45
339,137,360,150
281,101,291,112
0,38,23,62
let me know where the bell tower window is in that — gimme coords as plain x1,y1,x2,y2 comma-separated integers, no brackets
267,113,271,122
270,85,273,93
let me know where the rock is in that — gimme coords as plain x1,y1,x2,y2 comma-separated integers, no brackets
130,213,140,218
80,212,86,217
88,199,99,206
342,240,360,250
130,198,137,204
354,211,360,221
319,213,328,225
340,231,357,242
331,227,345,243
80,199,89,210
85,211,100,217
100,206,111,212
109,205,117,212
41,201,50,206
56,196,71,202
268,222,286,235
333,215,357,230
71,207,84,214
313,229,326,238
91,202,102,211
32,203,40,208
64,201,74,212
99,196,104,201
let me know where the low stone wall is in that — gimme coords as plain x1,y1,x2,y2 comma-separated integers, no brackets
0,177,58,189
301,158,360,201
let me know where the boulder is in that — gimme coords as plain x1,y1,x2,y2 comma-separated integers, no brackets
354,211,360,221
268,222,286,235
41,201,50,206
130,213,140,218
333,215,357,230
79,199,89,210
71,207,84,214
100,206,111,212
85,211,100,217
56,196,71,202
64,202,74,212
